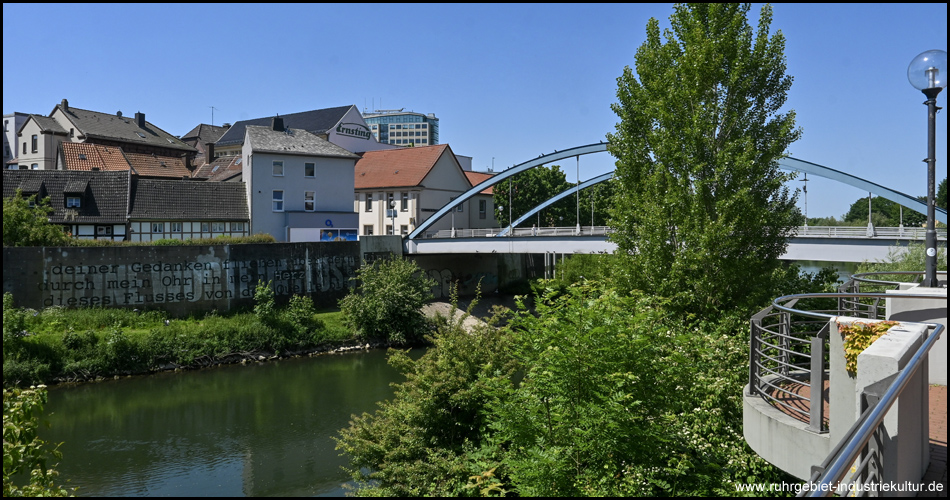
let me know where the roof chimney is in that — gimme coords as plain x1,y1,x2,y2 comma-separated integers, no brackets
222,123,231,129
61,99,68,111
271,115,284,132
117,111,123,117
135,112,145,129
205,142,215,160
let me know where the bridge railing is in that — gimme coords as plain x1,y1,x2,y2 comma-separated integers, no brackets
420,226,945,240
422,226,616,239
794,226,947,239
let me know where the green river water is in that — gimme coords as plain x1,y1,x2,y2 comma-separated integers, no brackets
39,349,412,497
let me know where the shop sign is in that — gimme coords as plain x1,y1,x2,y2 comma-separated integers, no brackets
335,123,371,140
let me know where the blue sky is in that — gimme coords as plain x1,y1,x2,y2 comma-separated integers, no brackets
3,3,946,220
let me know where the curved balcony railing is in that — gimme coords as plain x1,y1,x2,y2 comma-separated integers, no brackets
749,271,946,497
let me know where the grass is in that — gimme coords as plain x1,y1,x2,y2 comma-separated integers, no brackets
3,297,361,388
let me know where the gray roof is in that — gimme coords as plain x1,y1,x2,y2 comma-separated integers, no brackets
129,178,249,221
2,170,130,224
25,114,68,135
181,123,229,146
56,104,196,153
244,126,359,159
215,105,352,147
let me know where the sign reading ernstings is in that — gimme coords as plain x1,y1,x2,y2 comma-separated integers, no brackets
2,242,360,316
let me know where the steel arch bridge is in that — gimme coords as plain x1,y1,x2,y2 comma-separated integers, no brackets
406,142,948,240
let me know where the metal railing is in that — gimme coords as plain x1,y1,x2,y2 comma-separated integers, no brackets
423,226,615,239
420,226,945,240
794,226,947,239
749,297,836,432
749,271,946,496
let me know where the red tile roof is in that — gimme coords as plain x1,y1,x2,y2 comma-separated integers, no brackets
123,152,192,179
60,142,132,172
464,171,495,195
354,144,451,189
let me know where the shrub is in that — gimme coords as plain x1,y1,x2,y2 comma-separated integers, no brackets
253,280,279,328
339,257,436,344
2,385,70,496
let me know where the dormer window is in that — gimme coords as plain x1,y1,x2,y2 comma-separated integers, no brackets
66,196,81,208
78,154,87,160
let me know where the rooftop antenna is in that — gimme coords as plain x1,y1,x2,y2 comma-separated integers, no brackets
209,106,218,127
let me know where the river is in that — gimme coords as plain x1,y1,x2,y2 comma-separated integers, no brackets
39,349,414,497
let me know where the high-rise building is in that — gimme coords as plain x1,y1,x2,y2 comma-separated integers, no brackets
362,109,438,147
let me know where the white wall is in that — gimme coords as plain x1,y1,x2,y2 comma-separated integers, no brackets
15,119,61,169
328,106,398,154
245,148,356,242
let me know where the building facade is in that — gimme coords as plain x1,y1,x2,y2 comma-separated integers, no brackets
12,99,196,171
3,169,250,242
362,109,439,147
353,144,496,237
242,118,360,242
3,112,30,167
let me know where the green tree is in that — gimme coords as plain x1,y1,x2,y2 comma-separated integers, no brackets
493,165,573,228
339,257,436,344
578,179,616,227
607,3,802,314
842,195,927,227
3,190,70,247
937,177,947,211
3,386,70,497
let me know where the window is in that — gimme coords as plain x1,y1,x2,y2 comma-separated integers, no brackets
386,225,393,235
201,222,210,232
96,226,113,236
365,193,373,212
171,222,182,232
305,162,315,177
31,164,39,170
31,135,38,153
212,222,226,232
66,197,81,208
22,142,26,155
400,225,408,235
78,153,87,160
273,160,284,176
151,222,164,233
231,222,244,232
273,190,284,212
305,191,315,212
363,225,374,235
479,200,487,219
401,192,409,211
387,192,394,210
450,196,463,212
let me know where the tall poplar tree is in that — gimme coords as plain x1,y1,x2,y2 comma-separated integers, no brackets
607,3,802,313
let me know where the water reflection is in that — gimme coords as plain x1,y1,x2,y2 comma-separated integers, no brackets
41,349,412,497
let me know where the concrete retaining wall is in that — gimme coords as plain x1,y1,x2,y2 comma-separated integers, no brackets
3,242,360,316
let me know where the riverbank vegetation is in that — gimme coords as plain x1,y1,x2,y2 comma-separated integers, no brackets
2,283,353,388
3,385,70,497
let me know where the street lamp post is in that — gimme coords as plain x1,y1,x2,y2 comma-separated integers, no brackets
908,49,947,288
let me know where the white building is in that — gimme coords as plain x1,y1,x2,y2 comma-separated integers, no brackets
353,144,497,236
3,112,30,168
242,118,361,242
